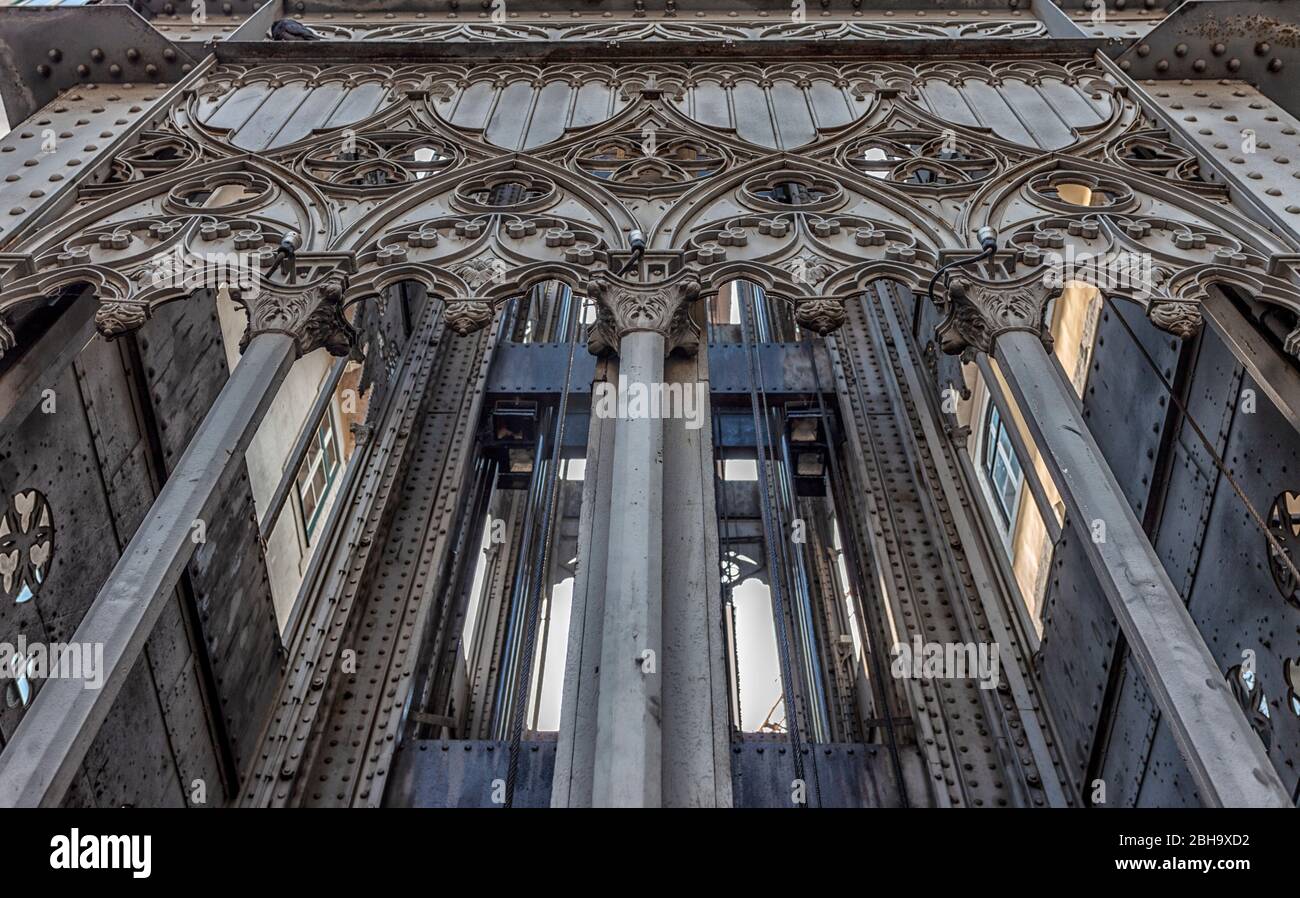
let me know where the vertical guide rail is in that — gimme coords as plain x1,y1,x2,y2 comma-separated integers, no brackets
995,330,1291,808
0,333,297,807
738,286,819,805
505,287,582,807
805,322,911,806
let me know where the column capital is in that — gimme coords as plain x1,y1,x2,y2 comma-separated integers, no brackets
0,316,16,358
934,271,1059,358
586,269,701,357
233,271,356,358
444,298,496,336
794,297,847,335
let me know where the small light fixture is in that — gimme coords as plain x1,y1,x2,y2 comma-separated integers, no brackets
786,408,828,497
489,401,539,489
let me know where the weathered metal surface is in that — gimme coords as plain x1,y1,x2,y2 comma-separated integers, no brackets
386,739,555,808
1128,76,1300,240
0,6,195,123
1116,1,1300,118
0,79,186,253
1203,288,1300,438
487,342,597,395
827,284,1056,807
0,331,294,807
243,293,497,807
138,295,283,783
706,342,834,395
997,328,1290,807
729,739,922,808
2,0,1299,809
1098,322,1241,805
1173,350,1300,800
243,295,448,806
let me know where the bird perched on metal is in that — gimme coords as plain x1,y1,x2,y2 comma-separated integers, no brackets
269,19,323,41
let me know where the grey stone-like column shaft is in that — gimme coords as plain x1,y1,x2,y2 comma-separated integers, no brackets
591,328,665,807
578,269,708,807
934,270,1291,807
0,273,355,806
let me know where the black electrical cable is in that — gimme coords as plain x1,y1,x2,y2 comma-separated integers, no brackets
615,228,647,277
504,287,583,808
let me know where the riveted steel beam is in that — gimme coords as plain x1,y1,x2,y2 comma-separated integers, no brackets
1202,286,1300,437
1116,0,1300,118
217,35,1111,64
0,7,199,124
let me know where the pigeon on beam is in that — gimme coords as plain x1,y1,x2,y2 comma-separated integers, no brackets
269,19,323,41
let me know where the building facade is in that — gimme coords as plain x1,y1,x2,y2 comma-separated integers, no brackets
0,0,1296,808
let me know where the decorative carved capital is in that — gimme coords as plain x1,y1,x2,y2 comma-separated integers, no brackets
586,270,701,357
1146,298,1202,340
933,273,1057,356
794,298,847,335
0,316,14,358
95,301,151,342
445,299,496,336
1286,325,1300,361
234,272,356,358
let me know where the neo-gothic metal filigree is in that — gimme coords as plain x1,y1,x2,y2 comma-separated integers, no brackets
2,56,1299,368
0,489,54,605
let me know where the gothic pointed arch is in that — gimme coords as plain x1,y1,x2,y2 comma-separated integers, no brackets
968,152,1298,342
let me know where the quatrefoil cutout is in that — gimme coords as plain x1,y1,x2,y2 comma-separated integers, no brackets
0,489,54,605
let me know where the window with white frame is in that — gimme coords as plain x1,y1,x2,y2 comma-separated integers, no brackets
295,412,341,543
982,402,1024,529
